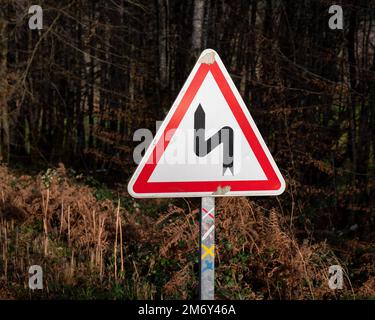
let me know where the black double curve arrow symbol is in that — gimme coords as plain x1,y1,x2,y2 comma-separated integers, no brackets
194,104,234,175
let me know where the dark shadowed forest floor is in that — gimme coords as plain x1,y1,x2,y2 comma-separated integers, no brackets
0,163,373,300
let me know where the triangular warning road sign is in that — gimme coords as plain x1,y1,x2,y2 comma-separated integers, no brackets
128,49,285,198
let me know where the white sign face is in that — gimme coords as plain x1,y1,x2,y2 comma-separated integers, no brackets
128,49,285,198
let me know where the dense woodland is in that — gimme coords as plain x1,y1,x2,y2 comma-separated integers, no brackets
0,0,374,299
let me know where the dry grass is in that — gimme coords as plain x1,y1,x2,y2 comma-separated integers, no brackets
152,198,373,300
0,164,373,299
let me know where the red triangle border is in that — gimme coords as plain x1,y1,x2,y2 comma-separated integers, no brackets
132,61,282,194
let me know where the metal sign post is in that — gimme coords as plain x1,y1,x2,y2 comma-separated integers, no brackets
200,196,215,300
127,49,286,300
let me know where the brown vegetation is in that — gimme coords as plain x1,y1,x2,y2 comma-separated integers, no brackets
0,164,373,299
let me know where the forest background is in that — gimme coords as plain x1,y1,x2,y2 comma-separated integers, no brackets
0,0,373,299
